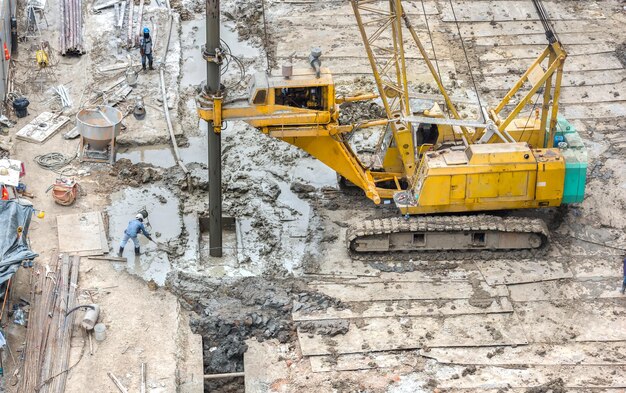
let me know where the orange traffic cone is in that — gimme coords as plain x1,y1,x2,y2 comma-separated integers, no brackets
4,43,9,60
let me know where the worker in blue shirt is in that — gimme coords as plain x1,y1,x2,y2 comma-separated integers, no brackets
622,257,626,294
118,213,152,256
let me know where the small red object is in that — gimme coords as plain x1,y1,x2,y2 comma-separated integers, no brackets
3,43,10,61
1,186,8,200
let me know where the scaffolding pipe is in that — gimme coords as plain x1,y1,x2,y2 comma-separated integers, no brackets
205,0,222,257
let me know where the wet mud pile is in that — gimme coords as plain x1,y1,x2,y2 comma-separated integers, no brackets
108,159,163,187
338,101,386,126
169,271,343,392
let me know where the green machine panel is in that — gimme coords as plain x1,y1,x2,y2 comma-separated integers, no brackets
552,117,587,204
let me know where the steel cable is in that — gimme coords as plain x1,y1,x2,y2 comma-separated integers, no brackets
33,152,76,173
448,0,484,118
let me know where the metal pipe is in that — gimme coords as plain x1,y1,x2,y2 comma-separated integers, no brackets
203,372,245,380
205,0,222,257
127,0,134,46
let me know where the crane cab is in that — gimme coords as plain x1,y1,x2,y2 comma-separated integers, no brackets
243,68,337,128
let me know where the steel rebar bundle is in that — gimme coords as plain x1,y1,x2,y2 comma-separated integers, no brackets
19,255,81,392
59,0,84,55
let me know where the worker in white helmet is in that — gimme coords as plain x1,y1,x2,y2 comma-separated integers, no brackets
118,213,152,256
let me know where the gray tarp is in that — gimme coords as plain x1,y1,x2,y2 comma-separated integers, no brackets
0,200,38,284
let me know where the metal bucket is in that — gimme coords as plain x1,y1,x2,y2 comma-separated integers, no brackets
76,106,123,150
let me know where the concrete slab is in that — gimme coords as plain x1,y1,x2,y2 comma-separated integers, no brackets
515,300,626,342
312,281,508,302
475,259,573,286
244,340,291,393
423,342,626,366
310,351,418,373
297,313,528,356
508,279,623,301
441,1,604,22
57,211,107,255
16,112,71,144
293,297,514,321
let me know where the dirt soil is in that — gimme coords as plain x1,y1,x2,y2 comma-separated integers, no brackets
1,0,626,392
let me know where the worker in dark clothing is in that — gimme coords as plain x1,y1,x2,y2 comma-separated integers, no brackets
140,27,154,71
621,257,626,294
118,214,152,256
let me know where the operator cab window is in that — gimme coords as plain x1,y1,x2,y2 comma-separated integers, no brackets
275,86,324,110
253,89,267,105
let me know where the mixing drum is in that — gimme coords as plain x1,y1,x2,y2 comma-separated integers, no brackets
76,106,123,164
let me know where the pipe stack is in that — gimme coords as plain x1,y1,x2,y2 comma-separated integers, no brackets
59,0,84,55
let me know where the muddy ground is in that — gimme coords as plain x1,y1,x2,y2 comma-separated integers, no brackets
1,0,626,392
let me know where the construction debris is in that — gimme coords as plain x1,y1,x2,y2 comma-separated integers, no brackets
52,85,73,108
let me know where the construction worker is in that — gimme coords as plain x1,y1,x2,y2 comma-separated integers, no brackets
140,27,154,71
621,257,626,294
118,213,152,256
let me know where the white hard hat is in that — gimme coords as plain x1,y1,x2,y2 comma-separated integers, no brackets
136,213,144,220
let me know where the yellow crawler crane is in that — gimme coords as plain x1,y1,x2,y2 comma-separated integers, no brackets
197,0,587,257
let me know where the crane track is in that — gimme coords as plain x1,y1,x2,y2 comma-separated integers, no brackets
346,215,550,261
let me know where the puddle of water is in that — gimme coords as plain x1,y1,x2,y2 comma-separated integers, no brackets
117,121,233,168
108,185,181,285
180,20,260,88
117,145,177,168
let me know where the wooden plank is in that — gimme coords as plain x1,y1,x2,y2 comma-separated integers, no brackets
57,212,106,253
312,280,508,302
508,279,623,302
515,300,626,342
98,212,109,252
16,112,71,144
88,256,127,262
423,342,626,366
475,259,573,286
297,313,528,356
293,297,514,321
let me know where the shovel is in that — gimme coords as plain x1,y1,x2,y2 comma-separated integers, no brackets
149,238,174,254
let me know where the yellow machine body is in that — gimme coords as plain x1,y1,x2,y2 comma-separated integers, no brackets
196,0,581,218
397,144,565,214
197,66,571,214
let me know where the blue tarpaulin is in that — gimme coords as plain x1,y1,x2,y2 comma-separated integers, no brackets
0,200,38,284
